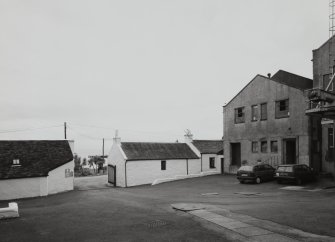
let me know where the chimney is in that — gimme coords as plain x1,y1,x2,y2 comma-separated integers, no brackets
267,73,271,78
113,130,121,144
184,129,193,143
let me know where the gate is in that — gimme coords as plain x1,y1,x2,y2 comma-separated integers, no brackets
108,164,116,186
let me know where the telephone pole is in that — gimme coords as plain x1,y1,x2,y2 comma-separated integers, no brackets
64,122,67,139
102,138,105,157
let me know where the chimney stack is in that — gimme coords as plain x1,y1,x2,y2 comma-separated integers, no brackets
113,130,121,144
267,73,271,78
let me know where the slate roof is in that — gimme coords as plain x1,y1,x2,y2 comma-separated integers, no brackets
0,140,73,180
192,140,223,154
121,142,199,161
271,70,313,90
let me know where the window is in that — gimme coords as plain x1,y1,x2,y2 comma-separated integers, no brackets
323,74,333,91
251,141,258,153
260,103,267,120
161,160,166,170
12,159,20,165
251,105,258,121
270,141,278,153
209,157,215,168
234,107,245,124
261,141,268,153
328,128,334,149
275,99,289,118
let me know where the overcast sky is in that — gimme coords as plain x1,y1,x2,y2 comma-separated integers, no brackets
0,0,330,157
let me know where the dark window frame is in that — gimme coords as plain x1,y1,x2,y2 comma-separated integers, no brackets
260,103,267,120
251,141,258,153
261,141,268,153
275,99,289,119
251,105,258,122
161,160,166,170
209,157,215,169
270,140,278,153
234,107,245,124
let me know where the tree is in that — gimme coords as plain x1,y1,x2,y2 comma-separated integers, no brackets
74,153,82,175
88,156,105,174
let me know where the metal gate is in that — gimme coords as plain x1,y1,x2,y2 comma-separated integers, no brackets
108,164,116,186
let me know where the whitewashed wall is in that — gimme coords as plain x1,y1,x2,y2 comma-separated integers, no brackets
126,159,188,187
0,177,47,200
201,154,222,173
107,144,126,187
48,161,74,195
188,159,201,174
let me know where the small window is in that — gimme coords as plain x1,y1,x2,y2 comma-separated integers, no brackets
251,105,258,121
234,107,245,124
13,159,20,165
161,160,166,170
261,141,268,153
209,157,215,168
251,141,258,153
260,103,267,120
275,99,289,118
270,141,278,153
328,128,334,149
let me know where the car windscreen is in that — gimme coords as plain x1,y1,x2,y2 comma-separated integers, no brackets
238,166,253,172
277,166,293,172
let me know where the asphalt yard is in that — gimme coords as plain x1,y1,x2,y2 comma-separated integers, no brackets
1,175,335,242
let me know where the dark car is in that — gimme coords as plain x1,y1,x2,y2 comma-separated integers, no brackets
275,164,316,185
237,164,276,184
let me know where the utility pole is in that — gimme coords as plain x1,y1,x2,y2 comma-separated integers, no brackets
102,138,105,157
64,122,67,139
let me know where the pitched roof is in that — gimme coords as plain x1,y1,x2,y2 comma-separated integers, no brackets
271,70,313,90
192,140,223,154
121,142,199,161
0,140,73,180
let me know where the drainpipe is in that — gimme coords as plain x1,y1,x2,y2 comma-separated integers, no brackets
125,160,128,188
186,159,189,175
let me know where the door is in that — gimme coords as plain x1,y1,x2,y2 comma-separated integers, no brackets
221,158,224,174
231,143,241,167
284,139,296,164
108,164,116,186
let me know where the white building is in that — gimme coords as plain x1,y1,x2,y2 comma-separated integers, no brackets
107,135,223,187
0,140,75,201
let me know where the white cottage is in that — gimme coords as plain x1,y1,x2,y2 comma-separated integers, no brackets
0,140,74,201
107,135,224,187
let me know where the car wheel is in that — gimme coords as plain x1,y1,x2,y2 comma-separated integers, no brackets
255,177,261,184
296,178,302,185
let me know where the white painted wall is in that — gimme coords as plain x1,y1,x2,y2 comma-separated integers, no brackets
47,161,74,195
126,159,189,187
107,143,126,187
188,158,201,174
0,177,47,201
201,154,222,173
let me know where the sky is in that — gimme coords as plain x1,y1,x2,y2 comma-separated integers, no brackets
0,0,330,158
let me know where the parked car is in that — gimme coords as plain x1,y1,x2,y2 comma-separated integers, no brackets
275,164,316,185
237,164,276,184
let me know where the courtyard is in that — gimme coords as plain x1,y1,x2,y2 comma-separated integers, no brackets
1,175,335,241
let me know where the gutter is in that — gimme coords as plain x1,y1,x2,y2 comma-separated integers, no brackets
186,159,189,175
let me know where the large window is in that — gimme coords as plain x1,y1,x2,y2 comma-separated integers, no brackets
251,141,258,153
161,160,166,170
260,103,267,120
251,105,258,121
234,107,245,124
328,128,334,149
209,157,215,168
271,140,278,153
261,141,268,153
275,99,289,118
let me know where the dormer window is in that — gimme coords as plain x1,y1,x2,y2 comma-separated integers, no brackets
13,159,20,166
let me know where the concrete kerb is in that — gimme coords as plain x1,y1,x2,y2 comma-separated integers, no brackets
171,203,335,242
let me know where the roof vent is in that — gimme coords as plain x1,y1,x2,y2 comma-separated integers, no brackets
267,73,271,78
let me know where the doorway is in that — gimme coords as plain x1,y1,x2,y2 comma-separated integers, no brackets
231,143,241,167
221,158,224,174
283,139,296,164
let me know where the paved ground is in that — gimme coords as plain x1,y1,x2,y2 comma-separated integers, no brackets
74,175,108,190
1,175,335,241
